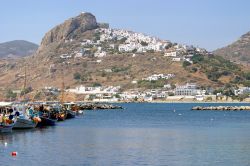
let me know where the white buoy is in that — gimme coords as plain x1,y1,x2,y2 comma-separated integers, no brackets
178,113,182,116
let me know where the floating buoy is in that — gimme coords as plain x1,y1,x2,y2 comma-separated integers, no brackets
11,151,18,156
178,113,182,116
4,142,7,147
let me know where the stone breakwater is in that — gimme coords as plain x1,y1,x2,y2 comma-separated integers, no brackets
79,103,123,110
192,106,250,111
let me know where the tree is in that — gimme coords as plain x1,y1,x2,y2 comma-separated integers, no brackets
140,41,148,46
73,72,81,80
92,82,102,87
244,72,250,80
191,67,198,73
132,49,137,53
20,87,32,96
183,61,191,68
5,89,17,100
191,54,204,64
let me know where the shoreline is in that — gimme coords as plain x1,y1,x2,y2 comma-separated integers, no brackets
77,100,250,104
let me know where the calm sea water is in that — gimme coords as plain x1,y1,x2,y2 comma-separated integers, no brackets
1,103,250,166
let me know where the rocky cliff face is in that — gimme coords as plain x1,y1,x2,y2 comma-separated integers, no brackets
214,31,250,64
40,12,99,48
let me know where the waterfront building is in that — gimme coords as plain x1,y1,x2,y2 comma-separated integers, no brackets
174,83,198,96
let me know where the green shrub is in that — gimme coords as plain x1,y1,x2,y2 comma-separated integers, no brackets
73,72,81,80
183,61,191,68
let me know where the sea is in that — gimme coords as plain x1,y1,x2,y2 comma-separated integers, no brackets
1,103,250,166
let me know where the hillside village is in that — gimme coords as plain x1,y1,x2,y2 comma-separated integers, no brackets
37,82,250,102
59,27,209,64
2,12,250,102
40,25,250,102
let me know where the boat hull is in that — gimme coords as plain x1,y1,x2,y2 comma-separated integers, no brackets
66,110,76,119
37,117,56,127
0,124,14,133
13,118,37,129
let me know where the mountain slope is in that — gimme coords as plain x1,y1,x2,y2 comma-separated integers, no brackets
214,31,250,64
0,40,38,58
0,12,247,98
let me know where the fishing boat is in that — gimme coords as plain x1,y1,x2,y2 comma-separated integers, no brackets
0,102,16,132
66,110,76,119
37,114,57,127
57,111,67,121
36,105,57,127
49,105,67,121
64,103,78,119
0,114,16,133
12,104,39,129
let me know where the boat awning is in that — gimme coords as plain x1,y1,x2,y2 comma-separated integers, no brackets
0,102,13,107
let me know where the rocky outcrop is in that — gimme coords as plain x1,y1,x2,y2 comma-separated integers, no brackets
79,103,123,110
40,12,99,48
192,106,250,111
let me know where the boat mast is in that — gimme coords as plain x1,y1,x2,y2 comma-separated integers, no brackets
60,69,65,104
19,65,27,102
23,65,27,91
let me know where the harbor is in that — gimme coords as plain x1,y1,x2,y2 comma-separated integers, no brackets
0,102,123,133
1,102,250,166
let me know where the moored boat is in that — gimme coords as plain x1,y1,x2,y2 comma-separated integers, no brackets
0,102,16,132
58,111,67,121
64,103,78,119
37,116,57,127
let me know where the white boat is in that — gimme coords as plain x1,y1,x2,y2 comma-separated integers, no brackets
13,117,37,129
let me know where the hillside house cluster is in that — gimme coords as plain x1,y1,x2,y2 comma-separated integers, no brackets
234,87,250,96
97,28,171,53
143,74,175,81
67,85,120,95
164,44,208,63
58,27,209,63
66,85,121,102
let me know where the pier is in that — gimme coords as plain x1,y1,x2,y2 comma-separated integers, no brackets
192,106,250,111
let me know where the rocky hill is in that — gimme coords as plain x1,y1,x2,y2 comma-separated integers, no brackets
0,40,38,58
214,31,250,64
0,12,248,100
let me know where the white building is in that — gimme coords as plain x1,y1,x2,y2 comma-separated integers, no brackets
94,51,107,58
175,83,198,96
172,58,181,62
67,85,120,95
164,51,178,57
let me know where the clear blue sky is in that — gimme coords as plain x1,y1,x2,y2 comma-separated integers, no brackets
1,0,250,50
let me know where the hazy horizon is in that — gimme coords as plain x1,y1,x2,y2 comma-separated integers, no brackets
1,0,250,51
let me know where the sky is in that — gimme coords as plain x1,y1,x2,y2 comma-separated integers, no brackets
0,0,250,51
